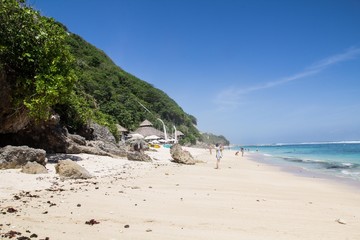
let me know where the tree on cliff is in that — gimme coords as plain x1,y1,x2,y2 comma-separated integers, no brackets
0,0,76,119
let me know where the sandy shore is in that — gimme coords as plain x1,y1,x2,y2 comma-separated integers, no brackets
1,147,360,240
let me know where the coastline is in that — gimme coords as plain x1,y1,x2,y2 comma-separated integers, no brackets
1,147,360,239
247,151,360,190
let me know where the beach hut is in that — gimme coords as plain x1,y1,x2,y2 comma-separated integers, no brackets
167,130,185,143
172,130,184,141
116,124,128,143
132,119,165,139
175,130,184,138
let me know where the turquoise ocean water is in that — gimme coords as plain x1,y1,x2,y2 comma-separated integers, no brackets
232,142,360,182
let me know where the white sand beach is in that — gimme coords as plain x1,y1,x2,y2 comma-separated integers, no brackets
1,147,360,240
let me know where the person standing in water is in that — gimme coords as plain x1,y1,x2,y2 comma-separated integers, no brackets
215,143,222,169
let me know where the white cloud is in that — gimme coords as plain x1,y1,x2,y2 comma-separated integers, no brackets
215,47,360,108
214,88,243,110
308,47,360,71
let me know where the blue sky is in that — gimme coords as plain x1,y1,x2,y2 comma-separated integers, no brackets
31,0,360,145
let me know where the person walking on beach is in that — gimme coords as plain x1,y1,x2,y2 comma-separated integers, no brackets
241,147,244,157
220,144,224,154
215,143,222,169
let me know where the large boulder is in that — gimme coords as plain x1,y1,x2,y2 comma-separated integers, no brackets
55,159,92,179
21,161,48,174
0,145,46,169
127,151,152,162
170,144,196,165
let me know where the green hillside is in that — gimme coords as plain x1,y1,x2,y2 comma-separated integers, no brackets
1,0,201,144
201,133,230,146
61,33,201,143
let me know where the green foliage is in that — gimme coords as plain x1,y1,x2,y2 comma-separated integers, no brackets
1,0,204,144
0,0,76,119
52,91,93,132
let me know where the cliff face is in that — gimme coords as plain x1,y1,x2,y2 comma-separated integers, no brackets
0,71,30,134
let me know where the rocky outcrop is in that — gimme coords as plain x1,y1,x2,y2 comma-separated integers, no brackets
65,138,127,157
0,116,128,157
87,141,127,157
170,144,196,165
55,159,92,179
65,133,105,155
127,151,152,162
0,70,126,156
0,145,46,169
0,73,68,152
77,122,116,143
0,72,122,155
65,125,127,157
0,119,69,153
21,161,48,174
65,142,108,156
91,122,116,143
68,134,87,146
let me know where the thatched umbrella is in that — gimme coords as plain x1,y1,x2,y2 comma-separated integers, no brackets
127,133,147,152
128,133,144,140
